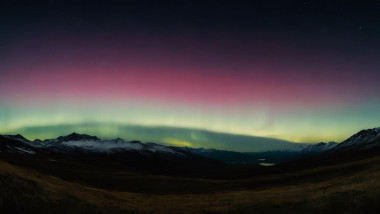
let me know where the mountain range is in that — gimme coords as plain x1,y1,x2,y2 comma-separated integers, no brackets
1,127,380,170
0,133,226,176
299,127,380,153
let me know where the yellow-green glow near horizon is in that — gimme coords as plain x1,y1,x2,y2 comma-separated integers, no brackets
1,97,380,150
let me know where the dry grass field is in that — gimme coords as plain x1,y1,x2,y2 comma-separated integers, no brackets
1,152,380,214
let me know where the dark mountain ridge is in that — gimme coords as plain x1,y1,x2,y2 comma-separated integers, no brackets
1,126,380,178
0,133,225,177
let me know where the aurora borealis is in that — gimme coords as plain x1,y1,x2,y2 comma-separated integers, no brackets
1,1,380,151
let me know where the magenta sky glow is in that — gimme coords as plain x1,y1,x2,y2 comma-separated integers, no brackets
1,35,379,109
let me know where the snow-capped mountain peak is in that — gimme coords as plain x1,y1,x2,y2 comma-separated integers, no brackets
301,141,338,153
331,127,380,152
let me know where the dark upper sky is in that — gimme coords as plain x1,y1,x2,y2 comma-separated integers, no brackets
2,1,380,64
2,1,380,39
2,1,380,73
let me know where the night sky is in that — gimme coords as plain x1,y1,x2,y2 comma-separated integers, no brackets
1,1,380,151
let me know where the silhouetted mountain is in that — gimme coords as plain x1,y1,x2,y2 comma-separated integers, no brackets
3,134,29,142
0,133,225,176
56,132,100,142
0,135,37,154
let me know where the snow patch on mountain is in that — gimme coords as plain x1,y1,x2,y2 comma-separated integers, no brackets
61,139,144,151
5,145,36,154
14,147,36,154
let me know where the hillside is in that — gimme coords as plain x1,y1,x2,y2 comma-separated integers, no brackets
1,150,380,213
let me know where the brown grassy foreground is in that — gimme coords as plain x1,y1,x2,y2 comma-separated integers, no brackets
1,155,380,214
